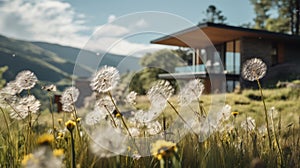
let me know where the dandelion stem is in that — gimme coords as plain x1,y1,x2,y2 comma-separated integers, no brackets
104,105,118,128
167,100,199,137
107,91,142,155
70,131,76,168
48,93,56,139
256,79,272,149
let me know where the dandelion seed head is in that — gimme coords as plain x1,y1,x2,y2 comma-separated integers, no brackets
85,107,106,126
125,91,137,106
60,87,79,112
90,66,120,93
15,70,38,90
217,104,232,122
268,106,278,119
146,121,162,135
128,127,140,137
0,88,17,105
179,79,204,105
146,80,174,120
3,80,22,95
241,117,256,131
10,95,41,120
90,125,127,158
242,58,267,81
96,95,115,113
42,84,57,92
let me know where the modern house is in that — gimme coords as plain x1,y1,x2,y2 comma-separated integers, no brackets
151,22,300,92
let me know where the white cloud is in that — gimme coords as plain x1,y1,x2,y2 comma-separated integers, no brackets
0,0,165,57
0,0,90,48
93,24,130,37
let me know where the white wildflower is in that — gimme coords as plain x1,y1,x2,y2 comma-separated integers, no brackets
146,121,162,135
217,104,232,122
241,117,256,131
242,58,267,81
128,127,140,137
90,66,120,93
4,80,22,95
268,106,278,119
179,79,204,105
96,95,115,114
90,125,127,158
125,91,137,106
60,87,79,112
0,88,17,105
15,70,38,90
85,106,106,126
146,80,174,120
42,84,57,92
10,95,40,120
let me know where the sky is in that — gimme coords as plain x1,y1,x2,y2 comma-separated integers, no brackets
0,0,255,56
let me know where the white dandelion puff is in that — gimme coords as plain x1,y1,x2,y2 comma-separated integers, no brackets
179,79,204,105
242,58,267,81
90,66,120,93
10,95,41,120
241,117,256,131
217,104,232,122
4,80,22,95
60,87,79,112
96,95,115,114
125,91,137,106
90,125,127,158
146,80,174,120
15,70,38,90
42,84,57,92
85,106,106,126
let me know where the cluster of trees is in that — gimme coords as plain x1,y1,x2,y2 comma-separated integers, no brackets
251,0,300,35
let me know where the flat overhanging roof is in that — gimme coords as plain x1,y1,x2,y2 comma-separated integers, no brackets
151,22,300,48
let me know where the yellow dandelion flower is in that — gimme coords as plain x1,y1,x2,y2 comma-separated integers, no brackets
151,140,177,160
57,132,64,139
37,133,54,145
115,112,122,118
231,111,239,117
65,120,76,131
21,153,34,166
57,118,63,125
76,117,81,123
53,149,64,157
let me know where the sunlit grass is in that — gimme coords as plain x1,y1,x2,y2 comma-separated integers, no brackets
0,84,299,167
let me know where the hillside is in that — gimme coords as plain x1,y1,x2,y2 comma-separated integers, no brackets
0,35,141,84
33,42,141,75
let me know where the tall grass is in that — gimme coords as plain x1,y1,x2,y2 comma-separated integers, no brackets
0,86,299,167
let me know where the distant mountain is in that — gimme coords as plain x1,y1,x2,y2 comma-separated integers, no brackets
33,42,141,75
0,35,141,84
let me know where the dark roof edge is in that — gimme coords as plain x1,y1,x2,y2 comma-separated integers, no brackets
151,22,300,44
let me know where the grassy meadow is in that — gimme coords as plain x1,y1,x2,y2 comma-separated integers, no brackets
0,84,299,168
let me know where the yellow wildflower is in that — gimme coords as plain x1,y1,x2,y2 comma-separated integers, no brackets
65,120,76,131
151,140,177,160
37,133,54,145
21,153,35,166
231,111,239,117
53,149,64,157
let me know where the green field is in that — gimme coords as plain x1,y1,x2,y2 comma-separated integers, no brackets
0,85,299,168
